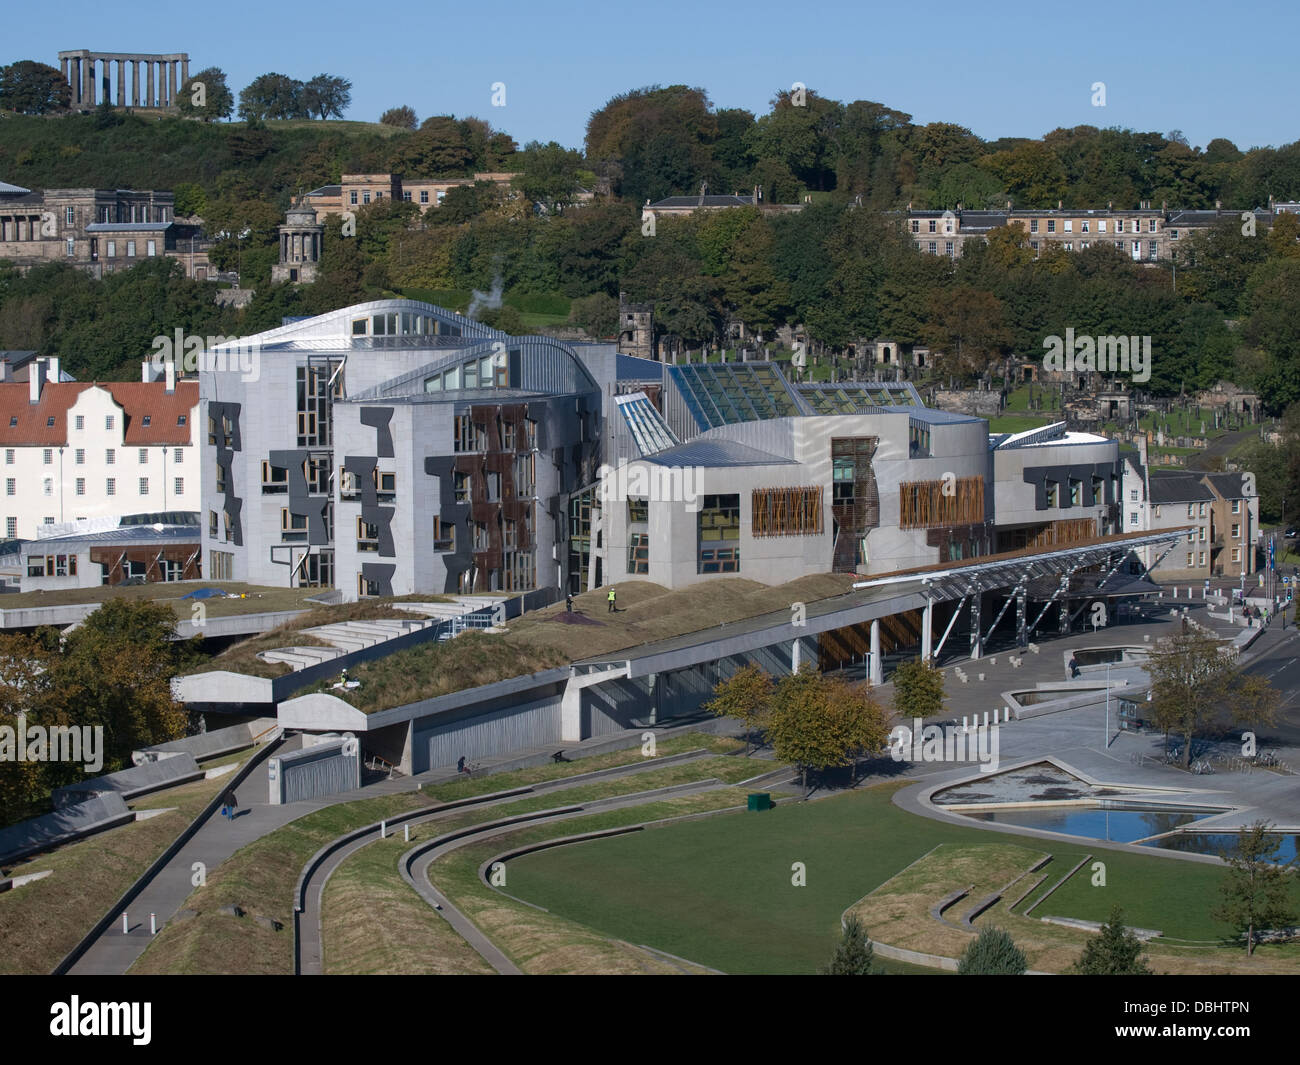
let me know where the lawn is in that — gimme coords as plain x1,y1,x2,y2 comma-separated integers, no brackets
503,782,1300,974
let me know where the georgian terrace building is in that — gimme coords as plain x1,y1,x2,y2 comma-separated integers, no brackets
905,202,1281,261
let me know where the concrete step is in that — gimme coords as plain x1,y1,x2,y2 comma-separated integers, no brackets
258,646,344,670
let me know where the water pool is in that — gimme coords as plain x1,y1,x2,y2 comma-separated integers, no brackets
1141,832,1300,863
962,802,1223,843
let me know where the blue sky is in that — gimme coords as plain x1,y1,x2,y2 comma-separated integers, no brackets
26,0,1299,153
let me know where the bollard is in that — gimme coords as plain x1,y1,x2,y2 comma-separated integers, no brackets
983,711,989,728
380,820,386,839
150,913,156,935
962,716,968,731
404,823,410,842
122,912,128,934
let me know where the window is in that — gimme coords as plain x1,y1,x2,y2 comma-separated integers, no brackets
375,470,396,500
1130,512,1139,525
1064,220,1073,232
1129,488,1139,502
5,518,14,538
1069,478,1081,506
1030,219,1039,233
3,451,10,465
1199,502,1207,517
106,478,115,496
927,241,937,255
174,447,183,463
105,415,114,431
1045,480,1059,508
174,477,184,496
403,191,411,201
5,479,13,496
1098,220,1107,233
75,415,84,430
1231,499,1240,513
45,417,54,428
65,206,75,225
1231,548,1241,563
945,241,954,257
628,533,650,574
1047,220,1056,233
697,494,741,573
126,241,135,257
66,237,76,257
106,448,115,465
362,190,371,204
352,318,367,336
75,478,85,496
1186,504,1194,518
215,461,227,494
1149,241,1158,260
628,498,649,524
139,448,148,464
1198,551,1206,566
106,240,116,258
911,220,919,233
433,517,456,552
139,478,149,495
1149,219,1157,232
350,191,358,205
75,449,84,464
420,190,430,204
43,478,52,497
1081,220,1090,233
210,550,233,580
209,510,218,536
356,517,380,551
43,449,52,465
453,471,471,503
928,220,936,233
1187,552,1194,566
1171,229,1179,240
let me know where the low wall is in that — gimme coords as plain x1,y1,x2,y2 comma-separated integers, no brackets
0,793,134,867
132,718,278,765
51,754,204,809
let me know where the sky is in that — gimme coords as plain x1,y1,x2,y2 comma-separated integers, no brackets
23,0,1300,154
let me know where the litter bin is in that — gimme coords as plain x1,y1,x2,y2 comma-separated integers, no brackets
747,792,772,812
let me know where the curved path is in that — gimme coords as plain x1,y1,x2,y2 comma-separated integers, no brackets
399,780,732,975
296,749,724,974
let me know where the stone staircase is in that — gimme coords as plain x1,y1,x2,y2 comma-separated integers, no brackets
257,596,508,671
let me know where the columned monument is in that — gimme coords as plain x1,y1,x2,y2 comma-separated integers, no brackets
58,51,190,110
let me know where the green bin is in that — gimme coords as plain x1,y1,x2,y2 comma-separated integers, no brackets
747,792,772,812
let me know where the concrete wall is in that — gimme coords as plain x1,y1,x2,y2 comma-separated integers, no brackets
268,734,360,804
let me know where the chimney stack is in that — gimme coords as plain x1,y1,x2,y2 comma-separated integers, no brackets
142,359,151,383
29,359,45,404
165,358,176,394
0,359,8,383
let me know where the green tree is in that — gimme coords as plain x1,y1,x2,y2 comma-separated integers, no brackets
569,292,618,338
891,658,945,720
302,74,351,120
1068,907,1154,974
515,141,585,212
1213,821,1297,955
238,73,306,121
176,67,234,121
822,914,877,974
380,105,417,129
1146,630,1279,768
703,663,774,755
957,926,1027,974
0,60,71,114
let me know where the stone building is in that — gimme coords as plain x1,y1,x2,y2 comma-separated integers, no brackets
58,50,190,111
271,201,323,285
0,182,209,279
617,292,655,361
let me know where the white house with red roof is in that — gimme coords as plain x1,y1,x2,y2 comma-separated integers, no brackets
0,357,200,541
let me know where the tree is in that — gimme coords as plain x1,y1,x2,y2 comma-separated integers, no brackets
380,105,417,129
303,74,352,120
1213,821,1297,956
569,292,618,338
923,285,1012,379
1146,630,1279,768
822,914,877,974
891,658,946,720
238,73,306,121
177,67,233,121
0,60,71,114
957,926,1027,974
765,667,890,794
1068,907,1154,974
703,663,774,755
516,141,586,212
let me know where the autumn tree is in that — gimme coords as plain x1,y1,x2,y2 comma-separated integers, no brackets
765,667,890,794
704,663,774,755
1146,630,1278,768
1213,821,1297,956
891,658,946,721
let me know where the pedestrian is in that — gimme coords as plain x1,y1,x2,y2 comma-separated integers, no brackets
565,593,573,613
1068,654,1079,678
607,586,617,613
222,788,238,822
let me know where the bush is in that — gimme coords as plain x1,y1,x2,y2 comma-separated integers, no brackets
821,914,877,975
957,927,1027,974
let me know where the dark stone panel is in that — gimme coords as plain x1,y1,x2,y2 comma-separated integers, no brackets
360,407,395,458
360,562,395,597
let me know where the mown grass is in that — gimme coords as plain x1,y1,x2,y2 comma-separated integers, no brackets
503,782,1300,974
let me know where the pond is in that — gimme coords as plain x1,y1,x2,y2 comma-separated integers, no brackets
1141,832,1300,863
961,802,1224,843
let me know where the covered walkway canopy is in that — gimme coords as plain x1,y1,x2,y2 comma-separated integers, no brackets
579,528,1189,681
